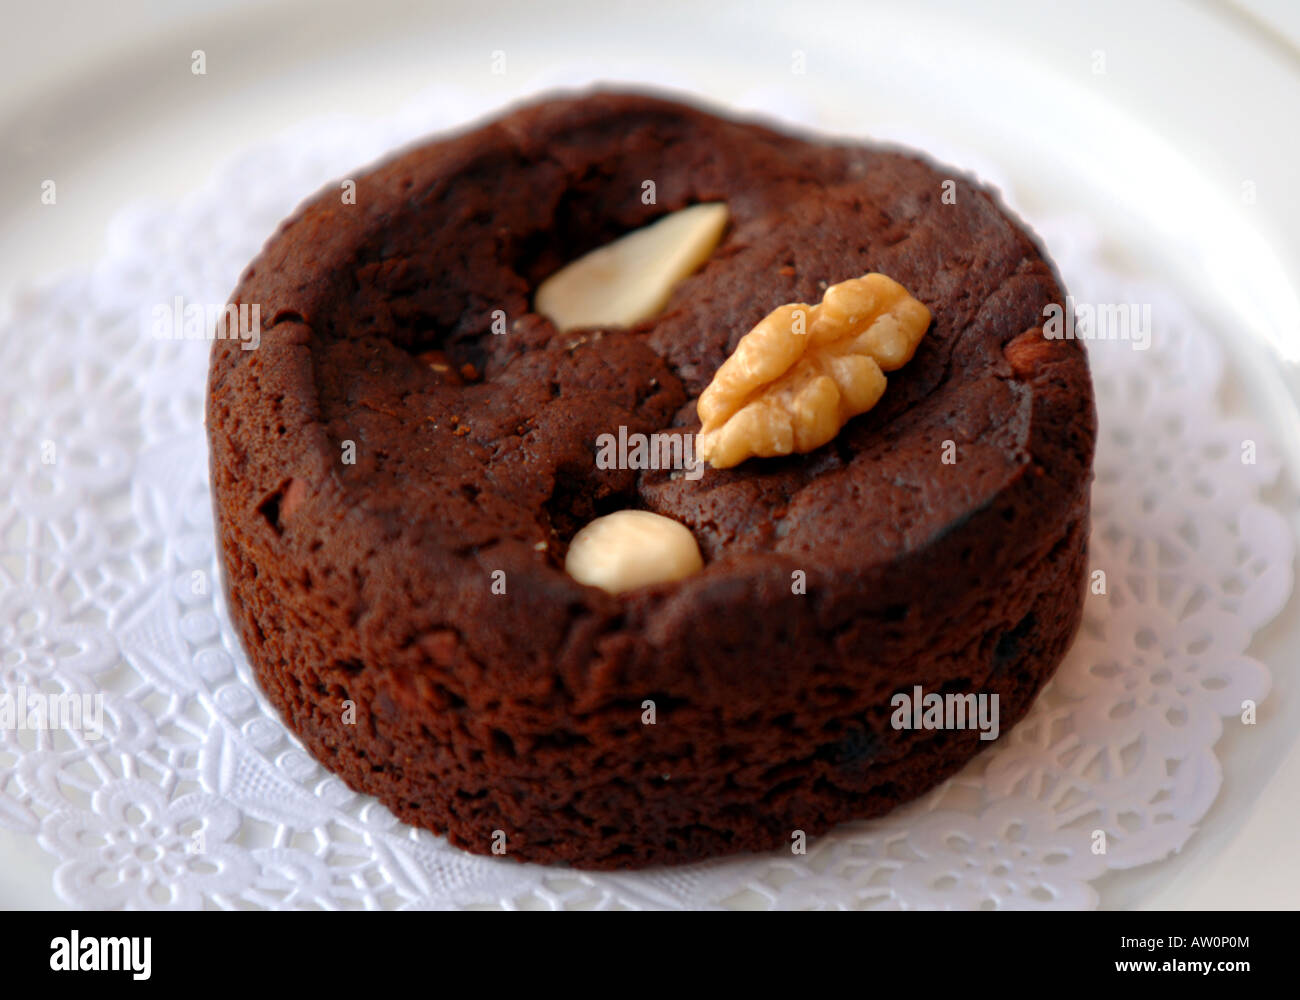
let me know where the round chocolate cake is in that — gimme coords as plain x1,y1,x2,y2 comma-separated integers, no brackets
207,90,1096,868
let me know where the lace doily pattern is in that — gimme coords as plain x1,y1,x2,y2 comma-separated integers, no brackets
0,91,1291,909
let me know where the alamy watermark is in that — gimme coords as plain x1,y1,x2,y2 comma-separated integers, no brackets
150,296,260,350
891,685,1000,741
595,425,703,480
1043,296,1150,351
0,685,103,740
50,931,150,980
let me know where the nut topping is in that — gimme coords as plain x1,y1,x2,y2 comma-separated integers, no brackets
564,509,703,594
535,203,729,332
696,273,930,468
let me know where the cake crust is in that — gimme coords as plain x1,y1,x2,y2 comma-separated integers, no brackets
207,90,1096,868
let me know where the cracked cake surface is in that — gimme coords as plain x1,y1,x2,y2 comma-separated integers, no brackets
207,89,1096,868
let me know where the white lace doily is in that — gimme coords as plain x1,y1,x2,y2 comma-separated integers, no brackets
0,86,1292,910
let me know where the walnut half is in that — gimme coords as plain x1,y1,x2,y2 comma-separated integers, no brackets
696,273,931,468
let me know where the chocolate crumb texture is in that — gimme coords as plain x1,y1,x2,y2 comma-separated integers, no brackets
206,90,1096,868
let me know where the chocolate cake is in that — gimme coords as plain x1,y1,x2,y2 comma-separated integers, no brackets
206,90,1096,868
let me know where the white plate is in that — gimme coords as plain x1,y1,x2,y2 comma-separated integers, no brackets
1,0,1297,909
